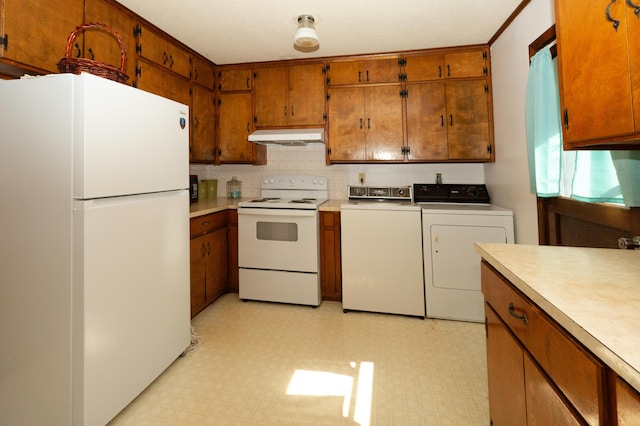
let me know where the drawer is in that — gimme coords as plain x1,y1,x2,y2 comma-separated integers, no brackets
190,212,227,237
481,261,605,425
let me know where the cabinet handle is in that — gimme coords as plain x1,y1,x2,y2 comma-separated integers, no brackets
360,118,363,129
246,77,250,88
194,116,199,128
508,303,529,324
606,0,621,31
163,51,168,65
194,69,199,81
200,243,206,257
207,241,211,255
563,108,569,129
449,114,453,126
447,64,451,77
438,65,442,78
358,71,361,82
440,115,444,127
74,42,81,58
291,105,295,116
88,47,95,60
367,117,371,129
283,105,287,117
366,70,369,82
246,122,250,133
627,0,640,17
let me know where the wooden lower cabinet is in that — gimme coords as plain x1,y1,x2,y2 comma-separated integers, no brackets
190,212,228,318
227,210,239,293
617,377,640,425
319,211,341,301
482,261,608,425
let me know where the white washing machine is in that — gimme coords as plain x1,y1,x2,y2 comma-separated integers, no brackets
414,184,515,323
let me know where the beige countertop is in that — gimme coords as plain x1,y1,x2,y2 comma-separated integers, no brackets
475,242,640,392
190,198,348,217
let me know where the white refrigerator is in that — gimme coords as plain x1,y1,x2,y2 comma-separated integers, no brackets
0,73,191,425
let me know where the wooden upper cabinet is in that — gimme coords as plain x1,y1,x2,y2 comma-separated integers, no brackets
84,0,136,83
405,82,448,160
254,63,325,127
327,85,403,162
0,0,83,75
135,58,191,105
135,24,191,78
555,0,640,148
191,84,216,163
328,57,401,85
218,91,265,164
404,48,488,82
192,56,215,89
218,68,252,91
446,80,492,160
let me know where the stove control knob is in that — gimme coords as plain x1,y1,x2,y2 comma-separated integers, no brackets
290,178,296,184
467,187,479,198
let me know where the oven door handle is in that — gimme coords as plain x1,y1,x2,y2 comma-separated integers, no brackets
238,208,317,217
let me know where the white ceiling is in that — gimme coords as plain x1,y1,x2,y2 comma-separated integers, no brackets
116,0,524,65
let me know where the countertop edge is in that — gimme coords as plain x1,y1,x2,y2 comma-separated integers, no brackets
475,242,640,393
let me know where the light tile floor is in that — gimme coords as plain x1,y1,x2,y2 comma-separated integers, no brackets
109,294,489,425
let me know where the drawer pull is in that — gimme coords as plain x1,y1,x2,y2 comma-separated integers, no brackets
201,221,210,226
508,303,529,324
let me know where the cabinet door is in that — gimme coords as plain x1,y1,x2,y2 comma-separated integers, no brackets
327,87,366,161
227,210,239,293
556,0,635,146
190,236,207,317
617,377,640,426
135,59,191,105
254,66,288,127
628,4,640,134
1,0,83,73
406,82,448,160
444,50,488,78
404,54,444,81
365,85,404,161
445,80,491,160
218,92,255,163
192,56,215,89
319,212,341,301
288,63,326,126
218,68,252,91
329,57,400,85
191,85,216,163
136,25,191,78
84,0,136,83
485,306,527,426
524,354,583,425
205,228,227,304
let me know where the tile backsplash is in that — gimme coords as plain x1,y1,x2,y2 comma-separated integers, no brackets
190,144,484,199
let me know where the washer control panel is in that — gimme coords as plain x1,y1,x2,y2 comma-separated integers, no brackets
348,185,412,201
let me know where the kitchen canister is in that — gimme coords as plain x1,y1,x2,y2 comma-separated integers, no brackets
206,179,218,200
198,180,209,201
227,176,242,198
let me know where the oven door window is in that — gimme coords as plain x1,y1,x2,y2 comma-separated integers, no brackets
256,221,298,242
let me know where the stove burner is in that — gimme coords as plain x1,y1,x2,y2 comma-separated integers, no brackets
250,197,281,202
290,198,317,204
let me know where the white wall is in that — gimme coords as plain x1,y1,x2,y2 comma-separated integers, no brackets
485,0,556,244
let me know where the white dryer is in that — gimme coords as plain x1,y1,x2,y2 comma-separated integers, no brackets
414,184,514,323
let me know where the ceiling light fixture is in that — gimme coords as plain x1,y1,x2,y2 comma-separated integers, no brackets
293,15,319,48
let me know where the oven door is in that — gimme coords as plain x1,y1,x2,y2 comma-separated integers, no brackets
238,208,319,273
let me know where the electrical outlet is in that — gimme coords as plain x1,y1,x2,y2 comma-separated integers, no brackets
358,172,365,185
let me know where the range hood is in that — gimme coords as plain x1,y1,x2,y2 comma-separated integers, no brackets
248,128,325,146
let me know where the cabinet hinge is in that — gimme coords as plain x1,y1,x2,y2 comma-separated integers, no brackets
326,93,331,102
323,113,327,122
135,44,142,55
484,84,489,93
485,319,488,338
401,146,410,156
398,73,407,81
398,58,407,67
135,66,141,78
253,116,258,124
483,67,488,76
487,145,493,154
326,77,331,85
327,147,332,156
133,25,142,38
1,34,8,50
400,90,408,98
253,71,257,79
326,63,330,72
322,65,327,74
483,51,488,60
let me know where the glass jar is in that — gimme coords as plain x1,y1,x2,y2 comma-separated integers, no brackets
227,176,242,198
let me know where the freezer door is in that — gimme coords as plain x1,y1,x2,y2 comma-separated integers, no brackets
74,73,189,199
73,189,190,425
